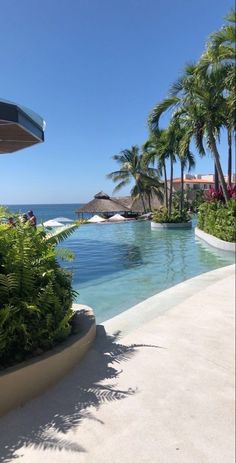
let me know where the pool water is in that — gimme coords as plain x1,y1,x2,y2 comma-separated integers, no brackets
62,221,234,322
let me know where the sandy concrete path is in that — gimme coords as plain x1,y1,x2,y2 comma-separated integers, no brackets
0,265,235,463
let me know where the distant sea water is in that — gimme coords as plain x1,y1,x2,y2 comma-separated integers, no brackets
7,204,84,223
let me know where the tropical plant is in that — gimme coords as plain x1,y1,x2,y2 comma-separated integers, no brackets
151,65,229,202
143,126,178,215
172,191,191,212
107,145,163,212
197,199,236,242
203,184,236,202
198,10,236,90
198,10,236,187
143,129,171,211
163,123,177,216
0,206,11,220
131,175,163,211
152,207,191,224
0,221,78,368
170,116,196,214
191,190,205,212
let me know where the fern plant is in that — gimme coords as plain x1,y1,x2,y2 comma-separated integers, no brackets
0,221,79,368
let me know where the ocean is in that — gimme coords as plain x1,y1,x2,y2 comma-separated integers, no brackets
8,204,83,223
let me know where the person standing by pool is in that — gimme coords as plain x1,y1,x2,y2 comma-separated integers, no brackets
20,213,28,224
27,210,37,227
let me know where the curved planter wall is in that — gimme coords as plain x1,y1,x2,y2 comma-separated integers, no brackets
0,305,96,417
195,227,236,253
151,221,192,229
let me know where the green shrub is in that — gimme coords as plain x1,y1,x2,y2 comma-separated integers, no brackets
197,199,236,242
172,191,192,211
0,222,78,368
191,190,205,212
0,206,11,220
152,207,191,224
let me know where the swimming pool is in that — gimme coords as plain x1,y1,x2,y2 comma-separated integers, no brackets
62,220,234,322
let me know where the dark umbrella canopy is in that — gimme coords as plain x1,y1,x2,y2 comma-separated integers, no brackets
0,100,45,154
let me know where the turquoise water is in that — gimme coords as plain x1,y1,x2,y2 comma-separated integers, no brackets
6,205,235,322
62,220,234,322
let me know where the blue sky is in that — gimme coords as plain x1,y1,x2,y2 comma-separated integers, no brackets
0,0,234,204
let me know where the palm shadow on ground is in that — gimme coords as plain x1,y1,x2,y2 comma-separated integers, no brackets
0,325,161,462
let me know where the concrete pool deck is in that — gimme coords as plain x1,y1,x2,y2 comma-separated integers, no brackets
0,264,235,462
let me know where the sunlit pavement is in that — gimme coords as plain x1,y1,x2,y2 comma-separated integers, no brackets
0,265,235,463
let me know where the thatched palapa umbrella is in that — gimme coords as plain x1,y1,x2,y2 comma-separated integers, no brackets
76,191,131,218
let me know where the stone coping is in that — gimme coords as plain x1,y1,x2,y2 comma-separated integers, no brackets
151,221,192,229
195,227,236,253
0,305,96,417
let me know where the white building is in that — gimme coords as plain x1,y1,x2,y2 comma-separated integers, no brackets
171,174,236,192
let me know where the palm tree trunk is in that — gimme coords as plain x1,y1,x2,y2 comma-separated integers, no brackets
209,131,229,203
214,163,219,190
148,194,152,212
227,129,232,186
180,161,184,215
137,181,146,213
169,155,174,216
163,162,168,211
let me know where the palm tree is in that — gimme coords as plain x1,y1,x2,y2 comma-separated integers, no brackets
227,128,232,186
142,129,169,210
200,10,236,66
198,10,236,187
131,176,163,212
107,145,162,213
149,63,230,203
165,123,177,215
173,118,196,214
143,126,177,215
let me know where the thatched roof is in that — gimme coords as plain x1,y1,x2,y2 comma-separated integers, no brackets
111,196,133,209
77,191,163,215
77,192,131,214
131,195,162,212
111,195,163,212
94,191,110,199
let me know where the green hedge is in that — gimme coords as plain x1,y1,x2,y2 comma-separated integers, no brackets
152,207,191,224
197,200,236,242
0,222,78,368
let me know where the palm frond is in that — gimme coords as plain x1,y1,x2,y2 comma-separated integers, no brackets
46,224,79,245
224,9,236,24
194,131,206,157
112,179,130,193
56,248,75,262
148,96,180,129
107,171,129,181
